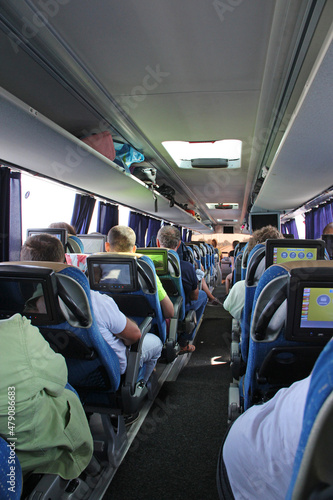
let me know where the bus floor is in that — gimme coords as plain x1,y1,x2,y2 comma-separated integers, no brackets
104,284,232,500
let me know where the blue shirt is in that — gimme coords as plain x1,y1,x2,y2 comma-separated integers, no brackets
180,260,198,303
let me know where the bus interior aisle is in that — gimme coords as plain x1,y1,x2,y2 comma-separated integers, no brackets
105,284,231,500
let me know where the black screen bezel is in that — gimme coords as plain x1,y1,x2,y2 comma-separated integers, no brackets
265,239,325,268
87,257,139,292
27,228,68,247
286,278,333,342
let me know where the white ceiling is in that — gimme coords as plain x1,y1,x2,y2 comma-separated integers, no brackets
0,0,331,232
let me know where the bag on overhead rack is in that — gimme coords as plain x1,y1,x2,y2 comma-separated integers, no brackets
80,131,116,162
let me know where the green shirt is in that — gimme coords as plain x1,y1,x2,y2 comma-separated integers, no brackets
0,314,93,479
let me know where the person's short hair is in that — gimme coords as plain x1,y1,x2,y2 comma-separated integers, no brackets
21,234,65,262
322,222,333,235
49,222,76,235
232,240,240,248
107,225,136,252
157,225,181,250
211,238,218,247
247,225,283,254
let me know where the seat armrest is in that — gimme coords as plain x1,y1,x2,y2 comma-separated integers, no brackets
123,317,152,389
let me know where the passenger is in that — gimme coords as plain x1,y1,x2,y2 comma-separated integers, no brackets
156,225,208,353
223,225,283,319
0,314,93,479
105,225,174,319
21,234,162,386
322,222,333,235
211,238,220,257
224,240,240,294
220,374,311,499
49,221,77,235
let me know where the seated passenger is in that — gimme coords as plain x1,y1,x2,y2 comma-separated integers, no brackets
225,240,239,294
223,226,283,319
0,314,93,479
156,225,208,353
322,222,333,235
49,221,77,235
21,234,162,385
105,225,174,319
220,374,311,499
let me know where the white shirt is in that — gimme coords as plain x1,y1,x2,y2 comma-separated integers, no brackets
223,376,311,500
223,280,246,320
90,290,128,373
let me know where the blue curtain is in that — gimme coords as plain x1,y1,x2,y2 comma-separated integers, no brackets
182,228,187,242
146,218,161,247
71,194,96,234
187,230,192,242
282,219,299,238
0,168,22,262
305,203,333,239
128,211,149,248
97,202,119,235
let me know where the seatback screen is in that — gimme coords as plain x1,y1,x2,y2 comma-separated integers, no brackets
77,234,106,253
272,246,318,264
0,278,54,324
89,261,137,291
265,239,325,268
300,287,333,329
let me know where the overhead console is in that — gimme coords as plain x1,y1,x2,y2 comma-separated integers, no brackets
0,87,212,234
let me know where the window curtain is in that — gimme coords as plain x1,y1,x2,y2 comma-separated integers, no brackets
282,219,299,238
186,230,192,242
97,202,119,235
146,218,161,247
128,211,149,248
305,202,333,239
70,194,96,234
182,228,187,242
0,167,22,262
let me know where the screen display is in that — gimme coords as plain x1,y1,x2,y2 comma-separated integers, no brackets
250,213,280,231
300,287,333,329
0,278,52,323
91,262,134,290
26,228,67,246
78,235,106,253
273,247,318,264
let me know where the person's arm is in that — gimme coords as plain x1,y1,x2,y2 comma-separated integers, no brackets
116,317,141,346
190,287,199,301
160,295,174,318
156,275,174,318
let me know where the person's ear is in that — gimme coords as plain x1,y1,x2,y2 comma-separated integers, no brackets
176,240,181,250
156,239,161,247
132,245,137,253
105,241,111,252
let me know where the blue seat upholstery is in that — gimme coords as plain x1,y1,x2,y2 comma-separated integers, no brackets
243,261,332,411
239,244,266,364
0,437,22,499
233,248,245,285
286,338,333,499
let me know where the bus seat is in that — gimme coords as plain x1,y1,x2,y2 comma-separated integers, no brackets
233,248,245,285
65,253,89,273
86,252,166,347
0,261,150,416
243,261,333,411
0,436,22,499
66,235,84,253
240,243,250,281
186,243,201,271
286,338,333,500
